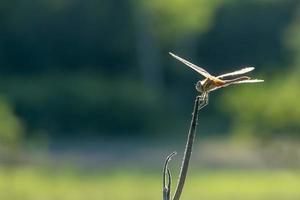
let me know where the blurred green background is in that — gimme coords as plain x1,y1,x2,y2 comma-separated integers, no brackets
1,0,300,199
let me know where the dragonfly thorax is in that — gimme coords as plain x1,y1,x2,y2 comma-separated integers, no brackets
196,79,216,93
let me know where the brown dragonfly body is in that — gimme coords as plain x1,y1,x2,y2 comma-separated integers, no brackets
169,52,264,108
197,76,250,93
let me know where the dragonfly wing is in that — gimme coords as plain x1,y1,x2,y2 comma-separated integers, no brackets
217,67,255,79
169,52,216,79
232,79,264,84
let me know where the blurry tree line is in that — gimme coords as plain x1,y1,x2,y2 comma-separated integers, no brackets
0,0,300,147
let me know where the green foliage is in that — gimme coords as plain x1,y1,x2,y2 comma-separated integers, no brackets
138,0,223,41
0,0,300,139
0,96,23,148
0,73,183,137
221,74,300,139
285,5,300,66
220,1,300,139
0,168,299,200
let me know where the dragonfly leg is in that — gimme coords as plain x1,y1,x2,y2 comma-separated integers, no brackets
198,92,209,110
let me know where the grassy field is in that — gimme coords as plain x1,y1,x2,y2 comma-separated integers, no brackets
0,167,300,200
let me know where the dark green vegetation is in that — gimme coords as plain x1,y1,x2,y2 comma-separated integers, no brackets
1,0,300,143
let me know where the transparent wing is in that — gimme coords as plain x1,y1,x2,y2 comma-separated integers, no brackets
169,52,216,79
217,67,255,79
209,79,264,92
232,79,264,84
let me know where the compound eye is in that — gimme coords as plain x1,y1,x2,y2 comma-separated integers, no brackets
196,81,202,92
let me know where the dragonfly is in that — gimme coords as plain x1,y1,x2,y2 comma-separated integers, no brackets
169,52,264,109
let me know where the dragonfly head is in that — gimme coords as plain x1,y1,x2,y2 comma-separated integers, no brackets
195,81,204,93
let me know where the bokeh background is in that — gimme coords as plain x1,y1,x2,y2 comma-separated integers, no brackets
1,0,300,199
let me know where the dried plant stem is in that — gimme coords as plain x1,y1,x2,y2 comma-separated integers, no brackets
162,94,207,200
172,95,203,200
163,151,177,200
